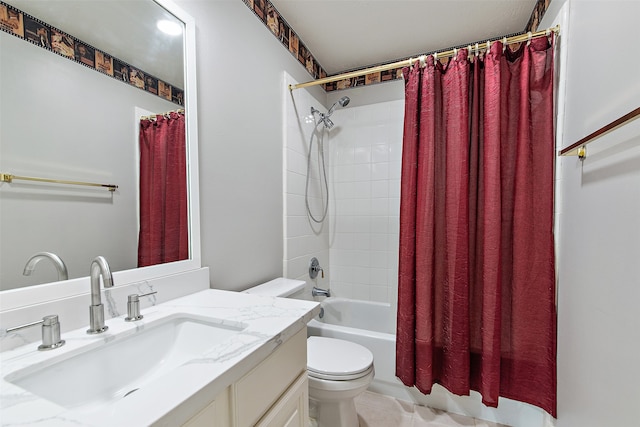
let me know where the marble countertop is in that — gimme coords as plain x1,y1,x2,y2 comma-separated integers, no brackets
0,289,320,426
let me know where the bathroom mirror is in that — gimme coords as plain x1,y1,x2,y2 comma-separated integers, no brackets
0,0,200,305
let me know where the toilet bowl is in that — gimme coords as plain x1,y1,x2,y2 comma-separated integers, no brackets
307,336,374,427
244,278,375,427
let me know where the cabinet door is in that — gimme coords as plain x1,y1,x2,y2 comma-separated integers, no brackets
255,372,308,427
233,329,306,427
182,387,231,427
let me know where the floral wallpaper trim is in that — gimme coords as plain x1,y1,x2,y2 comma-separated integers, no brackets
0,1,184,105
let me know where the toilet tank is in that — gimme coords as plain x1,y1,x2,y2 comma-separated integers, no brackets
243,278,306,298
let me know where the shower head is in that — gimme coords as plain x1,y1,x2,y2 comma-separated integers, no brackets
327,96,350,116
311,96,350,129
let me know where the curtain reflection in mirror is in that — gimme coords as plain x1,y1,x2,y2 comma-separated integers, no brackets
138,111,188,267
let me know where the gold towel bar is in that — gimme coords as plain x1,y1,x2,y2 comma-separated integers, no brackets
0,173,118,192
558,106,640,159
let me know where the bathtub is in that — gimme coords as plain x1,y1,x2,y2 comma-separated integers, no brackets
306,297,401,396
306,297,553,427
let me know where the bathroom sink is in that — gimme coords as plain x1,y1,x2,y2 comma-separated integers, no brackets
5,314,246,413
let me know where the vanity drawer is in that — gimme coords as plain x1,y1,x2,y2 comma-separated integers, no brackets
233,328,306,427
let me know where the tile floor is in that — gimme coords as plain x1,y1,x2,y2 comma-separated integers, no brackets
355,391,509,427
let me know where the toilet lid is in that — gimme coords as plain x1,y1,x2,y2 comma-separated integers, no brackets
307,337,373,380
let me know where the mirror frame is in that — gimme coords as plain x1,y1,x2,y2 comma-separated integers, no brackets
0,0,201,311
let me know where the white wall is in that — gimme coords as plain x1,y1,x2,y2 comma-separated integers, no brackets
541,1,640,426
175,0,325,291
0,32,176,290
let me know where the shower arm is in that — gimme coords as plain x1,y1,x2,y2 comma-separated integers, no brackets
311,97,350,123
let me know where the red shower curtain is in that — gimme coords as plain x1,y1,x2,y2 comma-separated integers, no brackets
396,36,556,416
138,111,188,267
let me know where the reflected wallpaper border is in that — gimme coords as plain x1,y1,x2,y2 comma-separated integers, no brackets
0,1,184,106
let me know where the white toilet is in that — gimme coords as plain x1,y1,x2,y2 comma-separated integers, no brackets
244,278,375,427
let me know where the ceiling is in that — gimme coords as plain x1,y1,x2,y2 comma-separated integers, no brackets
269,0,539,75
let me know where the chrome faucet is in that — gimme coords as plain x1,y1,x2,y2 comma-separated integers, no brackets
312,286,331,297
87,256,114,334
23,252,69,281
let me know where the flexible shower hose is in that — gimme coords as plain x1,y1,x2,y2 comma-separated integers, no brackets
305,121,329,223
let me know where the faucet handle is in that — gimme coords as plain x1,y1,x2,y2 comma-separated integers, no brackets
6,315,65,351
125,291,157,322
309,257,324,279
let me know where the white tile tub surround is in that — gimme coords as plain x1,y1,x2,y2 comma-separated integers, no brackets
328,100,404,305
283,74,404,304
283,73,331,296
0,288,319,426
287,87,423,417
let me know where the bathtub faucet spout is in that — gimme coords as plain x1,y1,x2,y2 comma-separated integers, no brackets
312,286,330,297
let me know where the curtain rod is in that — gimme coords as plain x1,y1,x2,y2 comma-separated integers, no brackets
289,25,560,91
140,108,185,121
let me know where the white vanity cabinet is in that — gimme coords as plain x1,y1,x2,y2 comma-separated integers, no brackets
253,373,307,427
0,289,319,426
181,388,231,426
183,328,308,427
